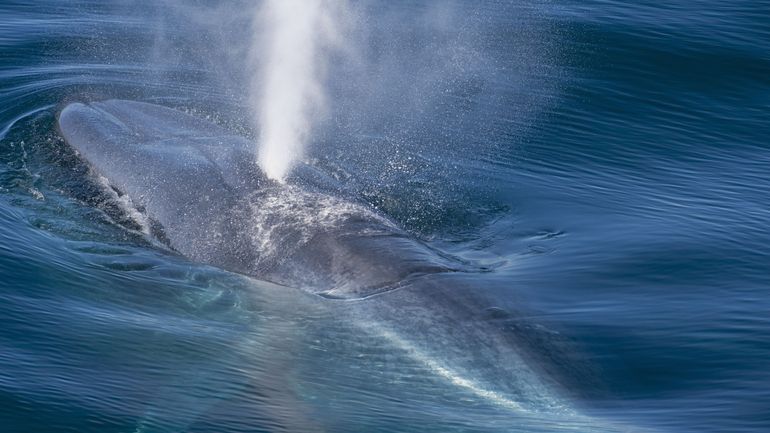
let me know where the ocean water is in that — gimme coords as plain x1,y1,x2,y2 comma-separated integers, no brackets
1,1,769,432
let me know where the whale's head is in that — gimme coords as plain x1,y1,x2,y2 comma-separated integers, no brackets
58,100,466,298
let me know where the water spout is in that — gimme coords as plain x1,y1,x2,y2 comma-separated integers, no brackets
251,0,349,182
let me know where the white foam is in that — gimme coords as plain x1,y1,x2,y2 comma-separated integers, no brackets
96,175,152,235
247,185,391,264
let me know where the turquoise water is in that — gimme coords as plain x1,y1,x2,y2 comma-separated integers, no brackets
1,1,769,432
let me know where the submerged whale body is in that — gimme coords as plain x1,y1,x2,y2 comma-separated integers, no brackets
59,100,461,299
57,100,620,431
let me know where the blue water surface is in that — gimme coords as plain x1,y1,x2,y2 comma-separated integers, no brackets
1,1,769,432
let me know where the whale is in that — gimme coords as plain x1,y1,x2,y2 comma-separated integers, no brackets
57,100,618,432
58,99,463,300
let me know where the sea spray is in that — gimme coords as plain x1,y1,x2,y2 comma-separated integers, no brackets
252,0,350,182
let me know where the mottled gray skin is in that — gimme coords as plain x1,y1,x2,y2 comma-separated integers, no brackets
58,100,614,431
58,100,456,299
